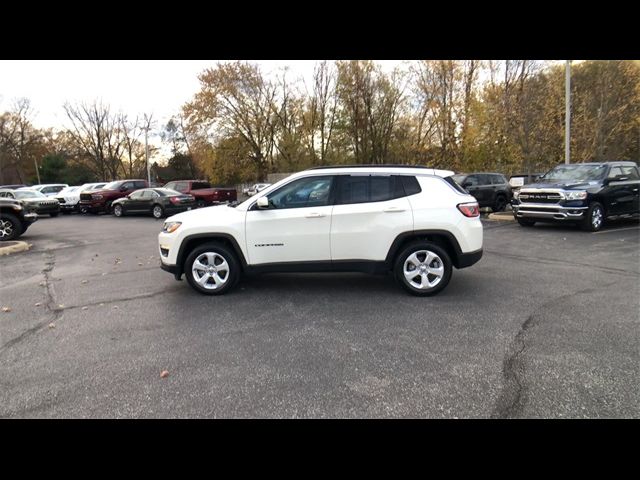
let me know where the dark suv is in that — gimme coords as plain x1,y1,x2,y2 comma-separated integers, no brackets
452,173,512,212
79,179,148,213
511,161,640,231
0,198,38,241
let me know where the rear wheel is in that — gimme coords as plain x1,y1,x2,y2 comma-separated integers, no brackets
196,200,207,209
493,195,507,212
581,201,605,232
394,241,452,296
0,213,22,241
517,217,536,227
152,204,164,219
184,242,240,295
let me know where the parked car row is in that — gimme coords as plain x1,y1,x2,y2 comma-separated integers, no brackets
0,180,239,234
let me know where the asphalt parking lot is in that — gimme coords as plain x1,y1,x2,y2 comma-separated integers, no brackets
1,213,638,418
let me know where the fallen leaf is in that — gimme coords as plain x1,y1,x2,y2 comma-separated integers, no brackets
138,262,143,266
81,306,88,311
81,280,88,284
1,306,11,313
99,303,104,307
48,323,55,328
160,370,169,378
58,304,65,309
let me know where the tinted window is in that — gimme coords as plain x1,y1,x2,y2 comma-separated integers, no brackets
464,175,479,186
266,176,333,209
491,174,506,185
120,182,135,190
443,176,466,194
134,181,147,189
401,176,422,196
164,182,175,190
336,175,405,205
192,182,210,190
621,166,640,180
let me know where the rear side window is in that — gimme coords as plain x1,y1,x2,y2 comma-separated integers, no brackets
400,176,422,196
336,175,405,205
443,176,467,194
192,182,211,189
175,182,188,193
621,166,639,180
491,175,506,184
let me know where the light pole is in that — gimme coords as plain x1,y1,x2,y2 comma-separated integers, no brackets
565,60,571,164
143,113,153,184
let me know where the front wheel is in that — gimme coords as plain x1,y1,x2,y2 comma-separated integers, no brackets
0,214,23,241
184,243,240,295
394,242,452,296
113,204,124,217
581,201,605,232
517,217,536,227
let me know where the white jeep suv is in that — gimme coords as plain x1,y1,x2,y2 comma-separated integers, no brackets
158,166,483,296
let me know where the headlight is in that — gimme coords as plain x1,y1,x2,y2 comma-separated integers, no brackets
92,194,103,200
12,204,23,211
162,221,182,233
564,190,587,201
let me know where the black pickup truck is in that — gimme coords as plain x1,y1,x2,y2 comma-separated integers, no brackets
511,161,640,231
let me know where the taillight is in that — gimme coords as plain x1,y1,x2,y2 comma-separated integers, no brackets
457,202,480,217
169,197,180,205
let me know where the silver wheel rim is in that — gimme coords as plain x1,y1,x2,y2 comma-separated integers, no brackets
403,250,445,290
114,205,122,216
153,206,162,218
0,219,14,238
592,207,603,229
192,252,230,290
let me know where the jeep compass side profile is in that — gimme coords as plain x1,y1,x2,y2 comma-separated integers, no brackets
158,166,483,296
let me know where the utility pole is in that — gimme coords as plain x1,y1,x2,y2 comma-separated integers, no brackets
565,60,571,164
34,158,41,184
143,113,153,184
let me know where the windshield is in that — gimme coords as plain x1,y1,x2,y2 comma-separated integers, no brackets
102,181,121,190
14,190,46,199
541,165,607,182
59,187,79,195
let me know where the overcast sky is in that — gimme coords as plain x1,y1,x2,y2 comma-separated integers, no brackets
0,60,405,132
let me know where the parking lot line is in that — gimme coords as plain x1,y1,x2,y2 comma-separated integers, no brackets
592,226,640,234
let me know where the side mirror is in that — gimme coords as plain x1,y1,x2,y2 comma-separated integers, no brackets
120,186,128,192
256,196,269,209
463,182,473,188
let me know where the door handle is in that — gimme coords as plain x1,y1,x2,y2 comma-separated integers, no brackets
383,207,406,213
305,212,325,218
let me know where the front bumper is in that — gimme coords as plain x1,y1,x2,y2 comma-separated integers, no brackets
512,202,588,221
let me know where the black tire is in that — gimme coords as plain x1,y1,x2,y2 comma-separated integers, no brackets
62,210,71,215
517,217,536,227
50,212,59,217
394,241,453,296
184,242,240,295
152,204,164,219
0,213,23,241
196,200,207,209
104,201,112,214
80,206,89,214
493,195,507,212
581,201,605,232
113,204,124,217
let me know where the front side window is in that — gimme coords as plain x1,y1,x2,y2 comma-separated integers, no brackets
263,176,333,209
134,181,147,189
129,190,144,199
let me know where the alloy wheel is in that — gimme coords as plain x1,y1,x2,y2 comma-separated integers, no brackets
0,218,15,238
191,252,230,290
403,250,445,290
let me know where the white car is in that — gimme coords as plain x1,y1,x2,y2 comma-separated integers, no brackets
56,182,107,213
18,184,69,197
158,166,483,296
246,183,271,196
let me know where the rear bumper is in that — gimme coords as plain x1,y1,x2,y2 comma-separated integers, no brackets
456,248,483,268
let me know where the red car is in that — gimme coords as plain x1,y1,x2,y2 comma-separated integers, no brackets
163,180,237,208
79,179,148,213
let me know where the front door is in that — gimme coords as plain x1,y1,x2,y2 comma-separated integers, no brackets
245,175,335,265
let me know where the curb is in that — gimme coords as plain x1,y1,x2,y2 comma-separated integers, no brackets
0,241,31,256
487,212,515,222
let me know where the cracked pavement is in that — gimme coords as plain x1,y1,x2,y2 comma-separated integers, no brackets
0,214,638,418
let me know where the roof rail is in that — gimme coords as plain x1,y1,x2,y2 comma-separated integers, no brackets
306,164,434,170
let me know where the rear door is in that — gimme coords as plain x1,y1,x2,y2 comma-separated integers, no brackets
330,174,413,261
